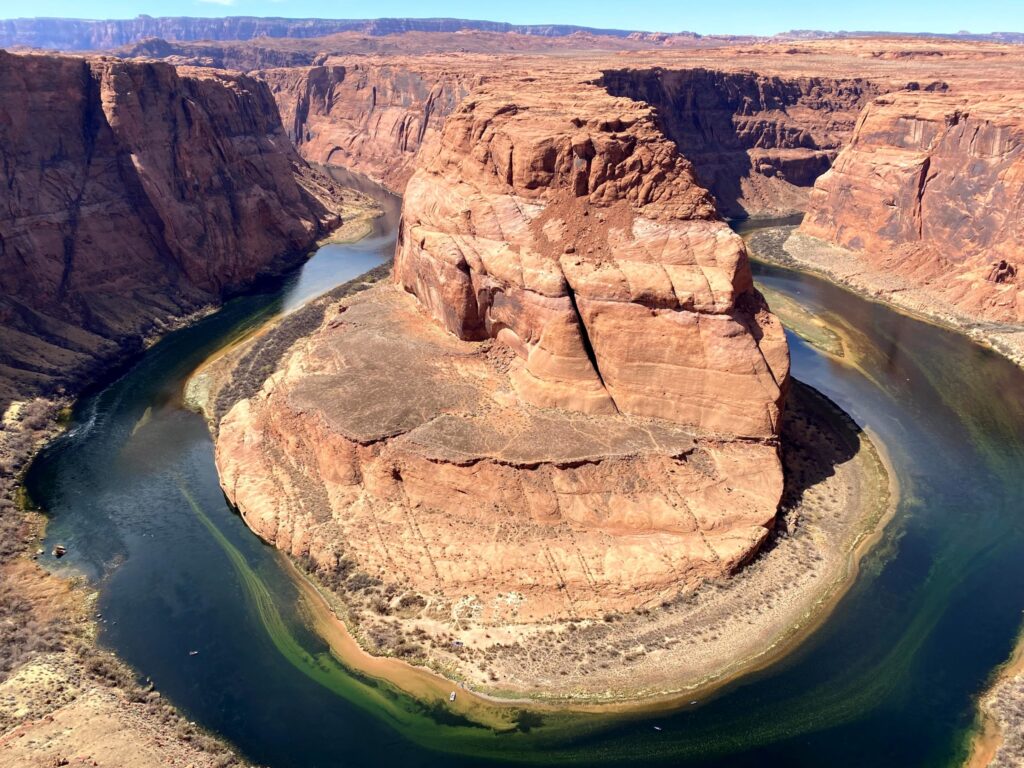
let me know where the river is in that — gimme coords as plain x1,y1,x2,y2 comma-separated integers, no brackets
22,186,1024,767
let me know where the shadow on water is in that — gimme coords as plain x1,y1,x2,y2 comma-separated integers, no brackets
18,212,1024,766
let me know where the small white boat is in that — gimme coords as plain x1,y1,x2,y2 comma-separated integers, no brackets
449,691,457,702
653,726,662,732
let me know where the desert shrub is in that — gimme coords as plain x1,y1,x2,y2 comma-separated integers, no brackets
346,572,381,592
398,593,426,610
0,580,68,679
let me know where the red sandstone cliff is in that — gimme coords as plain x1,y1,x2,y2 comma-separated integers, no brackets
799,89,1024,328
599,68,884,216
0,51,342,412
262,57,884,218
262,59,478,191
396,73,790,435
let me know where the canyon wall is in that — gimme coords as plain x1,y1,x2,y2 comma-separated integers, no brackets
262,59,478,191
215,71,789,625
0,51,341,413
118,37,319,71
264,59,884,211
799,89,1024,327
600,68,884,216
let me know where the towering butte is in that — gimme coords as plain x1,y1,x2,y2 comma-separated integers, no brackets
396,75,788,435
216,72,790,623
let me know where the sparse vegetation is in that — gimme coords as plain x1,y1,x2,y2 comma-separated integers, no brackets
266,381,892,704
0,396,245,765
212,262,392,425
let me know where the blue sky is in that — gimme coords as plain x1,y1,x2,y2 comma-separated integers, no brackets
5,1,1023,36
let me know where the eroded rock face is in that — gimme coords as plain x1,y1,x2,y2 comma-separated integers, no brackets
801,90,1024,324
599,68,885,216
216,73,789,624
395,75,789,437
263,59,477,191
0,51,340,411
218,286,784,623
265,58,884,215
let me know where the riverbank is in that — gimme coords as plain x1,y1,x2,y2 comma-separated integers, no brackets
746,223,1024,768
967,629,1024,768
0,402,248,767
311,380,895,707
188,250,897,709
0,183,383,767
747,227,1024,370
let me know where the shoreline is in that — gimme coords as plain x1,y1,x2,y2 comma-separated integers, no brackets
745,223,1024,768
0,185,383,768
966,628,1024,768
0,334,248,768
288,384,899,712
189,265,899,710
277,427,898,715
6,207,900,764
746,227,1024,371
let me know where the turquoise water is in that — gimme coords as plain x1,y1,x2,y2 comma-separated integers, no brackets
22,207,1024,766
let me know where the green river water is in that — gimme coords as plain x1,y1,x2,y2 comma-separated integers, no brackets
22,193,1024,766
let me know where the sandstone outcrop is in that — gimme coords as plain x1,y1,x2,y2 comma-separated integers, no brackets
217,286,785,622
800,89,1024,326
395,75,789,435
215,72,789,624
0,51,344,413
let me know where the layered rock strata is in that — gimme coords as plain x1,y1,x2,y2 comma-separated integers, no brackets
263,59,478,191
261,57,884,216
216,74,790,624
800,89,1024,327
395,76,789,435
599,68,884,216
0,51,343,412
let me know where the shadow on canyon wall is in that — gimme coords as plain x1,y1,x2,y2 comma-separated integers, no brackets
598,68,883,217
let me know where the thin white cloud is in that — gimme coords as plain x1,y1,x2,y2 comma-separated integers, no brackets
197,0,236,5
